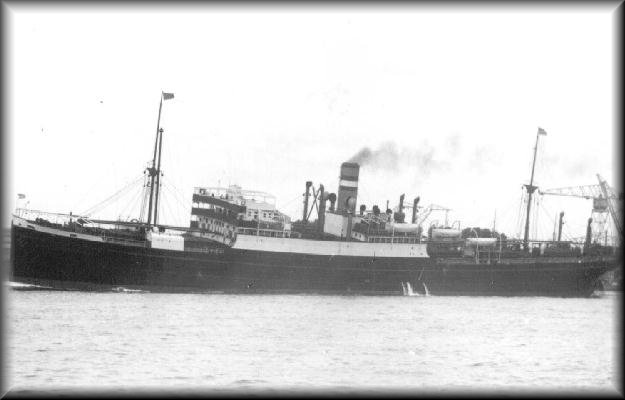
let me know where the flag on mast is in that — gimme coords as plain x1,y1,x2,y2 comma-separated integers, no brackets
538,127,547,135
162,92,175,100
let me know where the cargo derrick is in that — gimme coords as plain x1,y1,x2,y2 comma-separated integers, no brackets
302,162,426,244
291,182,337,239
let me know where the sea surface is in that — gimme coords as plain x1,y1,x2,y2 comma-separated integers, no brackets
4,285,622,395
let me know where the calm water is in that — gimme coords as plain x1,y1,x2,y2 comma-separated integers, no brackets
4,286,622,395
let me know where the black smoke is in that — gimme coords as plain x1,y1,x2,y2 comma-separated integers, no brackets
348,141,450,177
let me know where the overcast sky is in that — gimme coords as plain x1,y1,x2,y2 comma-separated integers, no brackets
5,3,620,240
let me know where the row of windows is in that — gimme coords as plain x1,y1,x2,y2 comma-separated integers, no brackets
368,237,419,244
193,201,276,220
196,216,230,230
192,203,239,218
193,202,225,211
246,209,277,219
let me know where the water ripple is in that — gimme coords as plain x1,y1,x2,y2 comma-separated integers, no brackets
6,291,619,393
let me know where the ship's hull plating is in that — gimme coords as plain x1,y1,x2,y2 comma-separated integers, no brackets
10,224,615,297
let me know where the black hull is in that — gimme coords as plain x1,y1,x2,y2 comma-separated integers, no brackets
10,224,616,297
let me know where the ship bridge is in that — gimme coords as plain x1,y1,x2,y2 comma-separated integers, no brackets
190,184,290,236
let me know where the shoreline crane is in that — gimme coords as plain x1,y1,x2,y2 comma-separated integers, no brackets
539,176,621,246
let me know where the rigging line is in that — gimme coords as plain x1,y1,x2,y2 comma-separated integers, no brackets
166,190,181,226
537,203,556,241
90,178,144,219
169,174,192,204
161,183,186,224
153,179,169,225
71,166,142,213
169,183,192,219
139,175,150,223
168,184,190,209
162,189,181,226
70,177,105,212
538,199,557,228
119,179,143,214
161,182,192,218
131,183,148,221
156,188,169,225
171,188,189,226
160,185,185,216
161,176,194,213
276,193,305,214
560,228,576,243
158,174,186,202
81,175,144,216
119,183,145,221
80,177,136,216
533,195,540,240
495,201,518,231
113,187,135,220
163,181,192,211
516,189,526,239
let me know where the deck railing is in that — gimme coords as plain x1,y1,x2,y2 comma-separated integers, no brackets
236,227,299,238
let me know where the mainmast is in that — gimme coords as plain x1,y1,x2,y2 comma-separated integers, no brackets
523,127,547,250
146,91,174,229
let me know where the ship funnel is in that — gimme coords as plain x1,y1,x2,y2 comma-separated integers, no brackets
328,193,337,212
411,196,420,224
359,204,366,216
337,162,359,214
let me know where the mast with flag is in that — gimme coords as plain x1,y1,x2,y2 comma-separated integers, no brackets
146,91,174,229
522,127,547,250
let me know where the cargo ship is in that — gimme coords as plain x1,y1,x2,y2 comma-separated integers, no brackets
9,93,622,296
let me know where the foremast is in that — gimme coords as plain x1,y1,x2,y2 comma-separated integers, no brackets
145,91,174,229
